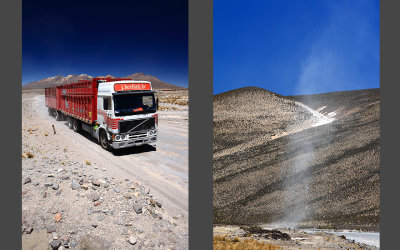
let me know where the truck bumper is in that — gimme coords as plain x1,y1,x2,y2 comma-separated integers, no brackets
110,135,157,149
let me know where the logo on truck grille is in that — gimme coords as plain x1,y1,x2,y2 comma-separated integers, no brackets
119,118,155,134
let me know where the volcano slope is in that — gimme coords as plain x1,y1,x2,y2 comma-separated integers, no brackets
213,87,380,231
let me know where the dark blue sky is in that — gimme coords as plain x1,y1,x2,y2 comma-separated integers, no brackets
214,0,380,95
23,0,188,87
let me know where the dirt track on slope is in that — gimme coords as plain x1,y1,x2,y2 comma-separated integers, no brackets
22,89,188,249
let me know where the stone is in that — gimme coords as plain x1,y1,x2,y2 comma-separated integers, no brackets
43,192,47,198
33,181,39,186
92,179,101,186
104,183,109,188
52,232,58,240
25,227,33,234
91,194,100,202
92,224,98,228
23,177,31,185
128,236,137,245
52,183,59,190
123,193,132,199
56,190,62,196
94,201,101,206
133,192,140,198
22,190,29,195
133,204,142,214
55,213,62,222
50,239,61,249
47,225,56,233
98,215,105,221
71,180,80,190
81,183,89,190
45,182,53,187
114,188,120,193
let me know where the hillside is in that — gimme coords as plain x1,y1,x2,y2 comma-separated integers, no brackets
213,87,380,231
22,73,184,90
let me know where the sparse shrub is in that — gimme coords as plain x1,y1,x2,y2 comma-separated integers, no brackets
213,236,281,250
85,160,91,165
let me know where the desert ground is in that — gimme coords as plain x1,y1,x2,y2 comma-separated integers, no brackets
213,225,378,250
21,89,188,249
213,87,380,248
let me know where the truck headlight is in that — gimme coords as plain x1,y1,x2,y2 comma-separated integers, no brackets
121,135,126,140
115,135,121,140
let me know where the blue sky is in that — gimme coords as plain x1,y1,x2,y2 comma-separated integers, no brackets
23,0,188,87
213,0,380,95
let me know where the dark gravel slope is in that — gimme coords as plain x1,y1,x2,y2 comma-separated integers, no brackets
213,88,380,231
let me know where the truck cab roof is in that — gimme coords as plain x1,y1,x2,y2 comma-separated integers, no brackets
97,80,152,96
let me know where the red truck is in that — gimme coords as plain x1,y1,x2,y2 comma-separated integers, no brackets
45,77,158,150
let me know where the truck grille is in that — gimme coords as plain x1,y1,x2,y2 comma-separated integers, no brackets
119,117,155,134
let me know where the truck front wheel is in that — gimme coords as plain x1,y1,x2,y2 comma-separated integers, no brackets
100,130,111,151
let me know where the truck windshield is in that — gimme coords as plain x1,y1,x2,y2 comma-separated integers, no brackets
113,93,156,116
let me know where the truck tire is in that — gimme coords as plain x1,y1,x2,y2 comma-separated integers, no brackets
73,119,81,133
55,111,62,121
67,117,73,129
99,130,111,151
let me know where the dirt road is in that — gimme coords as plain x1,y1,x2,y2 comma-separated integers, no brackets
22,89,188,249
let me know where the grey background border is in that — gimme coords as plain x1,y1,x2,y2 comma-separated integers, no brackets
189,0,213,249
2,0,400,249
1,0,22,248
380,0,400,249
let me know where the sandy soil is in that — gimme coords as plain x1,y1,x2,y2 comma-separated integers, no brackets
21,89,188,249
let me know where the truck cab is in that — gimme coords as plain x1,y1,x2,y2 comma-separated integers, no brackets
94,80,158,150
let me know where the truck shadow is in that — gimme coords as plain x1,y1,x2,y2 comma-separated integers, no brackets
112,144,156,156
63,123,157,156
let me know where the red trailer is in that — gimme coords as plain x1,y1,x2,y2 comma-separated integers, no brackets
46,77,130,122
44,87,59,112
45,77,158,150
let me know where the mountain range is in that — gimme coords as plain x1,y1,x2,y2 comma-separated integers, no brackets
22,73,184,90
